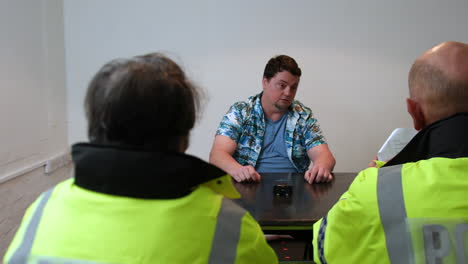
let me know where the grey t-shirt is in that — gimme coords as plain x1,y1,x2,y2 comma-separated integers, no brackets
255,114,298,173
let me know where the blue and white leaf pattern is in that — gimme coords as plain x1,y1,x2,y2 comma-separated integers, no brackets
215,93,326,172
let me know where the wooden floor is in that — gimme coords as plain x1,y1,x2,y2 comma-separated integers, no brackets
0,164,72,259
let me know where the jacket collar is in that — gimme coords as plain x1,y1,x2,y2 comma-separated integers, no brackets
72,143,235,199
384,112,468,167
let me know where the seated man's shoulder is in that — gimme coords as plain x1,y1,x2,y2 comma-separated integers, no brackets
228,95,259,114
231,100,249,110
225,102,250,122
291,99,312,115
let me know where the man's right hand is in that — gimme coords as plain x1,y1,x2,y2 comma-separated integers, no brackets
210,135,262,183
231,165,261,182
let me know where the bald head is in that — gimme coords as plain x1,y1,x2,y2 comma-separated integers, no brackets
408,41,468,124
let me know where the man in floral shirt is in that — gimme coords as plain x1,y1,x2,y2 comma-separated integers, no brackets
209,55,335,183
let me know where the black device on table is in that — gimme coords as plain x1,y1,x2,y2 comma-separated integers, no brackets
233,172,357,261
273,184,293,197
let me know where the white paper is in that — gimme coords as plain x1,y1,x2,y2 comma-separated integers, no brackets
377,128,418,161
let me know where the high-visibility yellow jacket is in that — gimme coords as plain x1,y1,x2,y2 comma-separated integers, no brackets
4,143,278,264
313,113,468,264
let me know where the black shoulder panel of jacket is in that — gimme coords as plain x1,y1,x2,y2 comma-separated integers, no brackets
384,112,468,167
71,143,227,199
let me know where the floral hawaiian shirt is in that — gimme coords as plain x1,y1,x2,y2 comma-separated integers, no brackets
215,93,327,172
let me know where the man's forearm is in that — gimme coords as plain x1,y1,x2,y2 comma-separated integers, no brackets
209,150,243,176
308,144,336,171
315,154,336,171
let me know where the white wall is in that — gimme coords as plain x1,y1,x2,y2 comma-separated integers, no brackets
64,0,468,172
0,0,67,182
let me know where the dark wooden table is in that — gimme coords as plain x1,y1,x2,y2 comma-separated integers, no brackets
233,172,357,230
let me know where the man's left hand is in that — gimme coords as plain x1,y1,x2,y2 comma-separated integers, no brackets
305,144,336,184
304,165,333,184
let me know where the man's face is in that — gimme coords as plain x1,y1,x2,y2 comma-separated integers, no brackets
262,71,300,111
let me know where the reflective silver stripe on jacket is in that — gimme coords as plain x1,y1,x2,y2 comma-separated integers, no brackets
208,197,246,264
8,188,55,264
8,188,107,264
9,190,245,263
317,214,328,264
377,165,414,264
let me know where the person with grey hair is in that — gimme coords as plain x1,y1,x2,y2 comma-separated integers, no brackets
4,53,278,264
312,41,468,263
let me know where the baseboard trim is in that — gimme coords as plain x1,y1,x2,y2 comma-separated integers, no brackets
0,160,47,184
0,151,71,184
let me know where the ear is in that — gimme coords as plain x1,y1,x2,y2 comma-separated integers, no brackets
262,77,268,90
406,98,426,131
